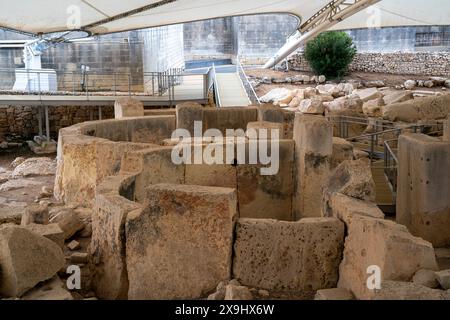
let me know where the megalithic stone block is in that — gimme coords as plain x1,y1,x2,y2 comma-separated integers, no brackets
293,114,333,219
396,133,450,247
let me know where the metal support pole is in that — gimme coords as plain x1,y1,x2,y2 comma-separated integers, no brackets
38,105,43,137
114,73,117,96
72,71,75,95
98,106,102,120
44,105,50,142
128,73,131,97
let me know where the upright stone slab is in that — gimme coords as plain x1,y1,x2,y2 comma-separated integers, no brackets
90,175,141,300
232,218,344,291
175,102,204,135
0,225,65,297
293,115,333,219
126,184,237,300
114,97,144,119
337,213,438,300
237,140,294,221
397,133,450,247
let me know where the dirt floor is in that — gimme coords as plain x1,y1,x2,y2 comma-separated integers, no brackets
246,69,447,96
0,147,57,208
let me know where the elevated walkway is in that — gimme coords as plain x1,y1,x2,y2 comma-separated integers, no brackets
215,72,251,107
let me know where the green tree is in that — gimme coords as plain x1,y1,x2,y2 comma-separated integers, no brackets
305,31,357,79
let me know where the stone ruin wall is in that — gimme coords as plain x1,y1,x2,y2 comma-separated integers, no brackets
288,52,450,77
52,102,449,300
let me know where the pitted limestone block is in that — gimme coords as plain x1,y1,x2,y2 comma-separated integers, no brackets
293,114,333,219
444,116,450,142
95,120,129,142
246,121,284,139
125,184,237,300
203,107,258,135
0,224,65,297
325,193,384,220
176,102,204,134
23,223,65,248
114,97,144,119
397,134,450,247
324,159,376,203
120,147,185,203
237,140,294,221
232,218,345,291
185,142,237,189
383,95,450,122
126,116,176,144
354,88,383,102
337,213,438,300
371,281,449,300
331,137,354,169
257,104,295,139
91,175,141,300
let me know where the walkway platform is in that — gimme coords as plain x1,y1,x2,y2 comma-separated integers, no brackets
215,73,251,107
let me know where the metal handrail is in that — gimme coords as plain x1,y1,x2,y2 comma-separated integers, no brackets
212,64,221,107
236,57,260,105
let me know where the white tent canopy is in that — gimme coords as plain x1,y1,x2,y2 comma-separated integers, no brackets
0,0,449,36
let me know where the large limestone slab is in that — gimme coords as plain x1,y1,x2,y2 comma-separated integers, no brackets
257,104,295,139
293,115,333,218
90,175,141,300
324,159,376,204
371,281,449,300
126,184,237,299
237,140,294,221
0,225,65,297
383,95,450,122
120,147,185,203
396,134,450,247
331,137,354,169
337,213,438,300
114,97,144,118
232,218,345,291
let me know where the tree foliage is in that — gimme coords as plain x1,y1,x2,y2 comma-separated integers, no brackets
305,31,357,79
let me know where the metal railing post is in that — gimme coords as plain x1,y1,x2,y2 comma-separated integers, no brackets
72,71,75,95
114,73,117,96
45,105,50,142
128,73,131,97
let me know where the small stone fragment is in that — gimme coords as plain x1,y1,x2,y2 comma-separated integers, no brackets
225,285,253,300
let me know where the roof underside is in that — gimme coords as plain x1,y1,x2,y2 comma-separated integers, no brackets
1,0,449,36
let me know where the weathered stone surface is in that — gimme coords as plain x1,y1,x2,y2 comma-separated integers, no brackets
0,208,23,225
293,115,333,218
126,183,237,300
23,223,65,248
246,121,284,139
383,95,450,122
259,88,292,104
0,225,65,297
444,116,450,142
91,175,140,300
67,240,81,251
354,88,383,102
50,208,85,240
224,285,253,300
371,281,449,300
114,97,144,119
0,178,42,192
331,137,354,169
314,288,354,300
383,91,414,105
412,269,439,288
11,157,56,178
257,104,295,139
232,218,344,291
185,142,237,189
121,147,185,203
362,98,384,117
404,80,416,90
70,252,89,264
299,97,325,114
237,140,294,221
435,270,450,290
324,95,363,113
325,193,385,220
396,134,450,247
21,204,49,225
324,159,376,203
21,276,73,300
337,214,438,300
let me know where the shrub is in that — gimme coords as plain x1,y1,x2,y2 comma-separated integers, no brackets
304,31,357,79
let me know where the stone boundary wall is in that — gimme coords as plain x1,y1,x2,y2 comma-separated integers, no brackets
287,52,450,76
0,105,114,139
